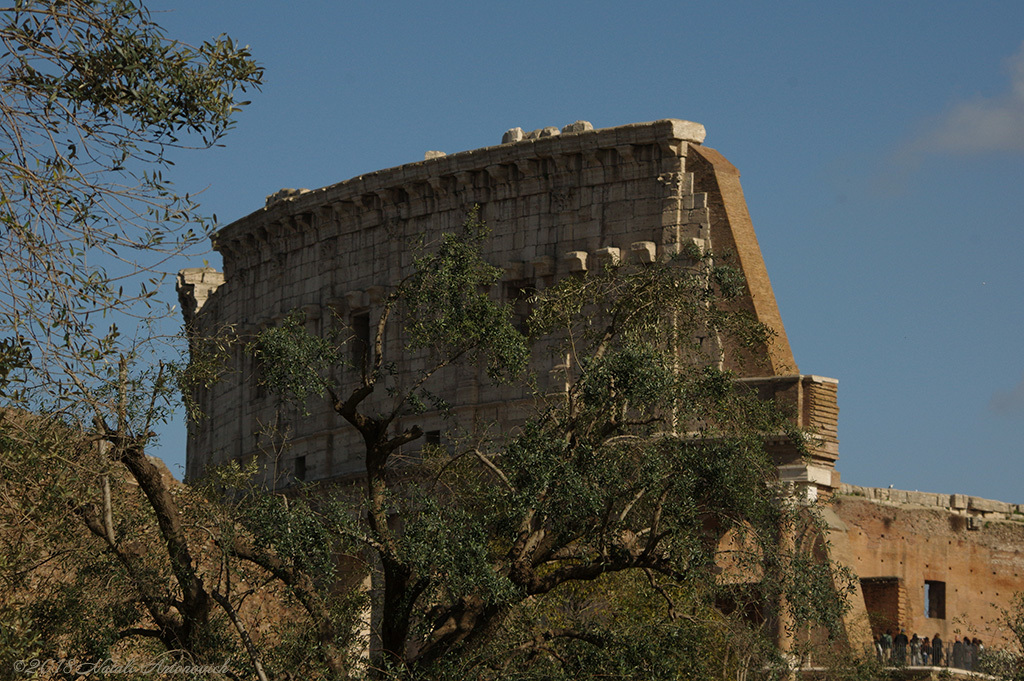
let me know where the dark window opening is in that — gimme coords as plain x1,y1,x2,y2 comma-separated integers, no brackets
294,455,306,482
925,580,946,619
418,430,442,457
253,352,267,399
861,576,903,636
351,312,370,368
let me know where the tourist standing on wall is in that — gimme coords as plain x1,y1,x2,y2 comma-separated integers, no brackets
910,633,921,665
894,630,909,665
932,633,944,667
952,637,965,668
921,636,931,665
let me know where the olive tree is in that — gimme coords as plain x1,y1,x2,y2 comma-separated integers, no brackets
0,0,266,671
0,0,261,407
230,213,852,680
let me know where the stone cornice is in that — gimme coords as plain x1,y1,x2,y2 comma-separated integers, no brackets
213,119,706,260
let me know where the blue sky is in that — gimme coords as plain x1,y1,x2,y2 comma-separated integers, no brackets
148,1,1024,502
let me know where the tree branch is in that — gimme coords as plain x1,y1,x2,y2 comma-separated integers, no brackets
226,536,349,675
210,589,270,681
471,448,514,491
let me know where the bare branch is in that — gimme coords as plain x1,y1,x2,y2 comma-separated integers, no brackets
101,474,116,548
210,589,271,681
470,448,514,491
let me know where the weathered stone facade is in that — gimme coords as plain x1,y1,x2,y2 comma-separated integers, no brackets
179,118,837,497
178,118,1022,655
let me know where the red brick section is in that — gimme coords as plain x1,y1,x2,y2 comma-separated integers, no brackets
860,577,909,635
832,495,1024,646
686,144,797,377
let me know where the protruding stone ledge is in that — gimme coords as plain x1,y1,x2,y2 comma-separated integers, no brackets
593,246,620,266
631,241,657,263
562,251,588,273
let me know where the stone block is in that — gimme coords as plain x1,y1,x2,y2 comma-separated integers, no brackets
424,150,446,160
526,126,560,140
502,127,524,144
667,119,706,144
562,251,588,272
345,290,368,311
905,491,933,507
532,256,555,278
561,120,594,134
660,242,682,260
687,207,710,225
301,303,321,321
594,247,621,265
969,497,1011,514
630,241,657,263
502,262,525,280
950,494,968,509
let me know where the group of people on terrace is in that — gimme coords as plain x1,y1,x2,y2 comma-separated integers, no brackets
873,630,985,669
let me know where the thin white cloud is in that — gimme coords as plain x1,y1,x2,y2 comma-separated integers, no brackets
990,373,1024,418
909,42,1024,155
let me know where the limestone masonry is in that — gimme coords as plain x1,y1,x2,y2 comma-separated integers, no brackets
178,119,1024,653
178,118,835,492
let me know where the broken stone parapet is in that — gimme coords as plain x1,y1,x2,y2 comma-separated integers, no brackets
218,119,713,272
529,126,560,139
501,127,524,144
176,267,225,324
839,483,1022,519
265,188,310,207
561,120,594,134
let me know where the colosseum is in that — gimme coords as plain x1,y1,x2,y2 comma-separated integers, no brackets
178,118,1024,657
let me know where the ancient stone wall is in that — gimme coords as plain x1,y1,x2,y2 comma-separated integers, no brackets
831,488,1024,646
176,118,1023,662
179,119,824,488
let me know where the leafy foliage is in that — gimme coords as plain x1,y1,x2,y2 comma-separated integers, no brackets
400,207,529,382
0,0,261,418
249,311,341,411
0,0,271,675
978,593,1024,680
217,212,853,679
